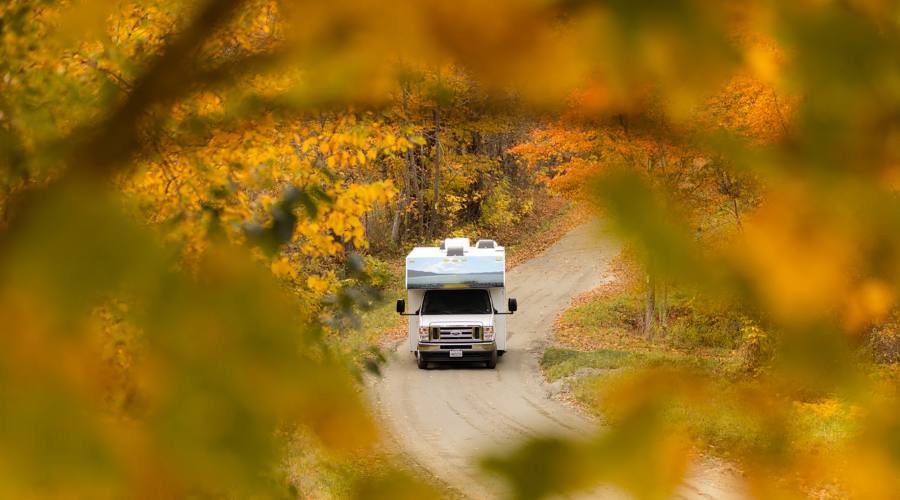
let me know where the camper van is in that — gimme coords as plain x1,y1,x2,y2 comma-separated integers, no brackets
396,238,517,369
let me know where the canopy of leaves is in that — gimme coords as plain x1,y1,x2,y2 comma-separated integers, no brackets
3,0,900,498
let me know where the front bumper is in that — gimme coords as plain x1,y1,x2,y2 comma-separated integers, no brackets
417,341,496,362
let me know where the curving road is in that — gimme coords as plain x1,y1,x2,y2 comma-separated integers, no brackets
370,221,745,499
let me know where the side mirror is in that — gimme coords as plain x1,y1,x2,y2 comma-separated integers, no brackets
396,299,405,314
508,298,518,313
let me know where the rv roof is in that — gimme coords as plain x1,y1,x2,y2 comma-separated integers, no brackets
407,243,505,259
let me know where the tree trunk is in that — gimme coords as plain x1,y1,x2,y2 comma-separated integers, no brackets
643,272,656,339
390,208,401,245
720,168,743,232
432,104,441,238
400,83,425,241
658,279,668,333
363,211,369,246
416,144,425,239
397,83,415,244
732,196,743,232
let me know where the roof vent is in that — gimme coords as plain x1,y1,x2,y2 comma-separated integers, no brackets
476,239,497,249
444,238,469,257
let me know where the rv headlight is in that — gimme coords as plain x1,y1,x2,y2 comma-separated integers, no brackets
483,326,495,341
418,326,429,341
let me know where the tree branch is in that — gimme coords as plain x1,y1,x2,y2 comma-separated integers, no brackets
66,0,250,178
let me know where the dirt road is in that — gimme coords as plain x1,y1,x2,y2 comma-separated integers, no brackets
371,221,745,499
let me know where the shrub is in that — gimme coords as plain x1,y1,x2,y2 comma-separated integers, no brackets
479,182,516,230
363,255,396,290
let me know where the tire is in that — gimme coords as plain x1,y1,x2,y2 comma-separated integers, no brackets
416,352,428,370
486,349,498,369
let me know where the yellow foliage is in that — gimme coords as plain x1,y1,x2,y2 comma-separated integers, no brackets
739,192,855,324
306,275,332,295
270,256,297,279
6,0,900,497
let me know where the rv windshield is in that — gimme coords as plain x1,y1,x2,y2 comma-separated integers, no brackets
421,289,492,315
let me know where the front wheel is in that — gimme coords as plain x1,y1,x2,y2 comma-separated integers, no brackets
486,349,498,369
416,352,428,370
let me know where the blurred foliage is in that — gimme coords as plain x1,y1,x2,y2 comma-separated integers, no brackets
500,1,900,498
0,182,376,497
3,0,900,498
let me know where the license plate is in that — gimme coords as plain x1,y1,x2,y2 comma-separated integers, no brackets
449,349,463,358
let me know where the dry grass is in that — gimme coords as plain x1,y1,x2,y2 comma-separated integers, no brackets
554,253,655,353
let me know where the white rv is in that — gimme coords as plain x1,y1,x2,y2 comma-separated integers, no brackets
396,238,517,369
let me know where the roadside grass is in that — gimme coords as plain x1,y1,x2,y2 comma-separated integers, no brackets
541,347,720,381
556,280,744,355
545,267,876,489
549,350,863,461
328,254,407,368
565,292,642,332
553,359,770,457
346,279,407,352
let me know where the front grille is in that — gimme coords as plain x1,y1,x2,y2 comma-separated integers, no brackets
430,326,482,342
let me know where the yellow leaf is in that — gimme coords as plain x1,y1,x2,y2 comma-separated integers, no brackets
306,275,331,295
270,257,296,279
301,137,318,153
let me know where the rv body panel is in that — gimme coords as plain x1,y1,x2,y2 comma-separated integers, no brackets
489,288,507,351
406,289,425,351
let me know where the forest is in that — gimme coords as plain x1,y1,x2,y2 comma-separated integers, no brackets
2,0,900,498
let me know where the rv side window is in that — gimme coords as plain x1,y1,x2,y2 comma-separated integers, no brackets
421,290,492,315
